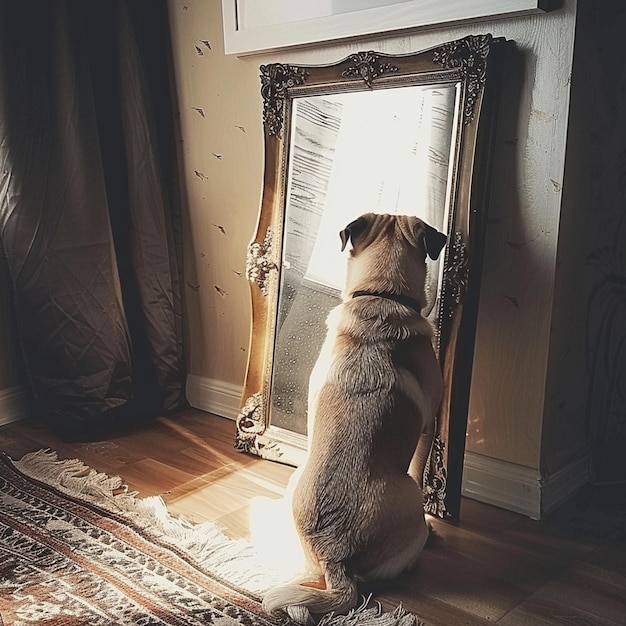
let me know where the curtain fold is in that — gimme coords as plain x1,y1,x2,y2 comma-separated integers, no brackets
0,0,185,438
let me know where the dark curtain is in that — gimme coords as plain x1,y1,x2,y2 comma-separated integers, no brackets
0,0,186,439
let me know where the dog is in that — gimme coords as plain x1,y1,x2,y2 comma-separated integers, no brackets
263,213,447,622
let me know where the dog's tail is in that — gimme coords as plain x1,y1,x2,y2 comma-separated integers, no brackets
263,561,358,623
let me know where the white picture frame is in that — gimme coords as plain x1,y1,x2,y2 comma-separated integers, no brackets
221,0,548,56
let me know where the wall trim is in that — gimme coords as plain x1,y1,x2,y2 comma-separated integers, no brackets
540,453,591,516
462,450,590,519
185,374,242,420
185,375,591,520
462,452,543,518
0,385,31,426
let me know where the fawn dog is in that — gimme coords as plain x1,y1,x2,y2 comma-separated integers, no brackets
263,213,446,622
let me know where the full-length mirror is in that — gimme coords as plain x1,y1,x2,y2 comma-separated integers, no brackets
237,35,504,518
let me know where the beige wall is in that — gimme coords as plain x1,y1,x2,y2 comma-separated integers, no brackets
165,9,263,379
167,0,578,475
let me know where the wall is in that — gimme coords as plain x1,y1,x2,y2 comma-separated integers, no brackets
167,0,583,517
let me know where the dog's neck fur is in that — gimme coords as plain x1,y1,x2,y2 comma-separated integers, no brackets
351,290,422,314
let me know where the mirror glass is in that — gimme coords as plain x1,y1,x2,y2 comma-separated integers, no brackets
237,36,504,518
271,84,459,436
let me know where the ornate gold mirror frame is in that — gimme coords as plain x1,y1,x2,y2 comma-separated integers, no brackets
237,35,504,519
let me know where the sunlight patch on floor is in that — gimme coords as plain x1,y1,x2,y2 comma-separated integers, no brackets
157,417,239,469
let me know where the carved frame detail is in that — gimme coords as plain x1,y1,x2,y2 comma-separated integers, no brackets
444,231,470,315
260,63,309,136
245,227,277,296
433,34,492,125
423,433,448,517
235,392,265,453
341,51,399,88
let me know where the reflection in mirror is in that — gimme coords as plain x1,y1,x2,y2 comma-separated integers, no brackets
237,36,505,518
272,84,459,436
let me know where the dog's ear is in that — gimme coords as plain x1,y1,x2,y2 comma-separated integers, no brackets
340,215,370,251
417,221,447,260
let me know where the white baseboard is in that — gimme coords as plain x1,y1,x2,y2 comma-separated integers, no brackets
186,375,591,520
462,451,590,520
0,385,31,426
185,374,242,420
462,452,543,518
540,453,591,515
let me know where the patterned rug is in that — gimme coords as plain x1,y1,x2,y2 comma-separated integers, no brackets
0,451,423,626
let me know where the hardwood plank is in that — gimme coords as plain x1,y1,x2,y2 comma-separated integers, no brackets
585,543,626,579
393,545,529,622
215,505,255,540
165,465,285,523
178,444,253,474
539,563,626,624
376,588,496,626
116,457,197,496
458,497,524,533
498,572,626,626
0,419,85,461
498,599,623,626
429,517,569,580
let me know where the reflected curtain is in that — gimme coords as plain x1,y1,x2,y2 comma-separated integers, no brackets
0,0,185,438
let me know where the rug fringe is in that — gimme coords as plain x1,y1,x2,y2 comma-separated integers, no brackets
13,449,274,593
317,596,425,625
12,450,426,626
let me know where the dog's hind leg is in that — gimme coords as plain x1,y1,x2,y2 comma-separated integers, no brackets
354,476,430,582
408,419,435,488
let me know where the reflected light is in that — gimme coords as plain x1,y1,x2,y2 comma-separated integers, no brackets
248,494,308,583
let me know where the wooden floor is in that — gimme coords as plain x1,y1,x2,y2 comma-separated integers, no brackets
1,408,625,625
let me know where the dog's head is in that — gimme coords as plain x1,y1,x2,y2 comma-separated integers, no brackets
340,213,446,260
339,213,447,307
